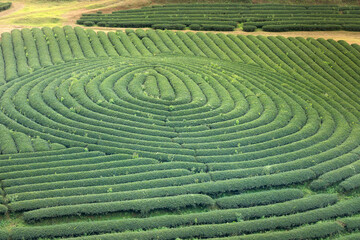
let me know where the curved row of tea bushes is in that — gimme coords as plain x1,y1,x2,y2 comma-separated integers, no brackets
339,173,360,192
1,26,359,89
262,24,343,32
0,51,358,202
8,174,207,212
340,217,360,232
86,29,108,57
336,233,360,240
0,147,85,160
0,45,356,202
3,160,204,188
42,27,64,65
64,197,360,240
6,168,188,195
77,3,360,31
1,32,18,81
209,221,344,240
216,188,304,208
23,194,215,222
1,156,157,182
7,167,311,202
287,37,360,107
63,26,85,59
0,150,102,169
52,27,74,62
310,157,360,191
9,172,210,202
0,27,358,239
0,124,65,155
11,29,30,76
0,151,106,174
244,20,360,32
32,28,53,67
11,194,337,239
0,124,17,154
74,27,96,59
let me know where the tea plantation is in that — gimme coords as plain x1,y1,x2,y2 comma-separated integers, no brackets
0,26,359,239
77,3,360,31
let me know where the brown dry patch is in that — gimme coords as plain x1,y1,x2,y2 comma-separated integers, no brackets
62,0,155,26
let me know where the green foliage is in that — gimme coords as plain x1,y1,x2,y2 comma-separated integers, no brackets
57,197,359,239
152,24,186,30
1,32,18,81
77,3,360,32
83,21,95,26
0,230,9,240
23,194,215,222
216,188,304,208
0,25,358,240
11,194,337,239
0,124,17,154
263,24,342,32
242,24,256,32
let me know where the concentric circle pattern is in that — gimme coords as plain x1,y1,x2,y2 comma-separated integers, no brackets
0,56,334,164
0,28,360,240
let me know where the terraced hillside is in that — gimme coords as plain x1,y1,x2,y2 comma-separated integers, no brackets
0,26,359,239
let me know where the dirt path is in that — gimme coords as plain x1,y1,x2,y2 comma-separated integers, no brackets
62,0,155,26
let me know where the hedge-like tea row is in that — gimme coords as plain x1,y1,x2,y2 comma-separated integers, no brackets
9,172,210,202
64,197,360,239
0,124,65,155
310,156,360,191
23,194,215,222
0,26,359,239
340,216,360,231
3,161,205,189
339,173,360,192
209,221,344,239
216,188,304,208
336,233,360,240
11,194,337,239
77,3,360,31
6,169,189,195
262,24,343,32
1,157,158,180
